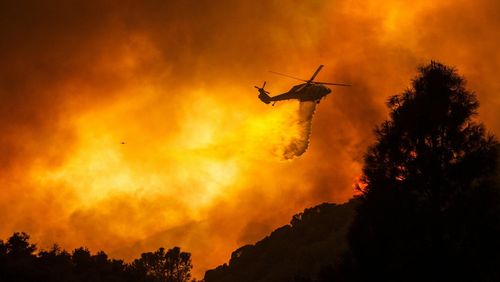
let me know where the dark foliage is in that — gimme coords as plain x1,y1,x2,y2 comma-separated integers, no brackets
0,232,194,282
204,199,359,282
348,61,500,282
132,246,193,282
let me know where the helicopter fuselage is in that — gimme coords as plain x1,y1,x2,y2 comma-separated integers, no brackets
255,65,349,105
291,83,332,101
257,83,331,104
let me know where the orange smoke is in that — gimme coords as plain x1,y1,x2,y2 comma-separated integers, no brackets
1,0,499,278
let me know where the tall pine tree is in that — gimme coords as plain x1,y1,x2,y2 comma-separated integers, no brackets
349,61,500,282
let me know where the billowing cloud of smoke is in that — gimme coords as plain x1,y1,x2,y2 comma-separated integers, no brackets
1,0,500,279
280,101,317,160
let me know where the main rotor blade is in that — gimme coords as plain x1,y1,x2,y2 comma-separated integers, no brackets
269,71,307,82
314,81,352,87
308,65,324,82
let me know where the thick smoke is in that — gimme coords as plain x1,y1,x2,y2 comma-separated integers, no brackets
281,101,317,160
1,0,500,279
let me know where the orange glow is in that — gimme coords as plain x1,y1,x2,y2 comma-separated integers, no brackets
1,0,499,278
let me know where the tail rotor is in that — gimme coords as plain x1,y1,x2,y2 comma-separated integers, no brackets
254,81,269,94
255,81,271,104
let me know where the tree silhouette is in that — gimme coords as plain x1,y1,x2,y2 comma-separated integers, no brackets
0,232,39,281
0,232,194,282
5,232,36,258
38,245,74,281
349,61,500,282
132,246,193,282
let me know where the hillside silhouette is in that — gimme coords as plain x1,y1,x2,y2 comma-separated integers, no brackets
204,199,359,282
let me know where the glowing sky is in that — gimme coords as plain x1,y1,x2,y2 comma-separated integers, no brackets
1,0,499,278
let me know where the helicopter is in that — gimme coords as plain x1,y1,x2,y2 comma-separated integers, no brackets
255,65,351,106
